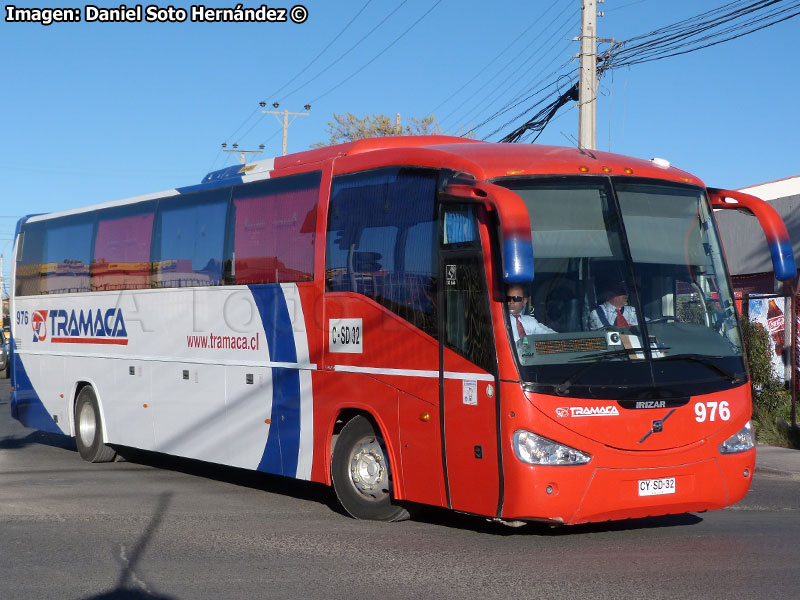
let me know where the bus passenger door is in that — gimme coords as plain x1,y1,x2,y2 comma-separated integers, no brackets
439,247,500,516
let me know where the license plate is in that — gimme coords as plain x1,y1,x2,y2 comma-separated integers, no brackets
638,477,676,497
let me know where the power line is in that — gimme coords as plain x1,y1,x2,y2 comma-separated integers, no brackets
210,0,379,171
439,2,576,131
431,0,570,117
280,0,409,103
445,10,577,135
465,60,575,140
263,0,375,102
604,0,655,13
499,82,579,143
495,0,800,145
308,1,443,105
215,0,423,163
602,0,800,70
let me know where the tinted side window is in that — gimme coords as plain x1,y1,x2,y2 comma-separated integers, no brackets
230,172,320,285
16,215,96,296
326,168,438,337
15,221,45,296
153,189,230,288
443,253,495,374
92,203,155,291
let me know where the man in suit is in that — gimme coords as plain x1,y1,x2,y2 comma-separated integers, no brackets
589,280,639,329
507,284,555,341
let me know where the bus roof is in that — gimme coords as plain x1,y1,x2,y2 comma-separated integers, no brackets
202,136,702,188
27,137,704,223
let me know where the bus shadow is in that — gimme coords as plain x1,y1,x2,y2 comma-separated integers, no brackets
115,446,343,514
412,505,704,536
0,429,77,452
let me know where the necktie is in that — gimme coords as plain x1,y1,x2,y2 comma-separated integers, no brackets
514,314,527,338
615,307,629,327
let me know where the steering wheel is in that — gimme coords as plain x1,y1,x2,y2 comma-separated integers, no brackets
649,316,679,324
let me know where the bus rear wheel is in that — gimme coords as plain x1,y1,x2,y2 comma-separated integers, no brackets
75,386,116,463
332,415,411,522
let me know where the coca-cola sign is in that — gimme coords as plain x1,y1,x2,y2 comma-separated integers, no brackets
749,296,787,378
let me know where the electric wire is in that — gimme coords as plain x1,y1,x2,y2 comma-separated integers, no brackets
446,10,577,134
602,0,800,70
263,0,374,102
604,0,655,13
432,0,569,118
308,0,444,105
279,0,409,103
439,3,576,131
468,59,575,139
492,0,800,144
210,0,387,171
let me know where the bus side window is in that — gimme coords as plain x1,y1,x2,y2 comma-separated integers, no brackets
152,188,230,288
38,215,94,295
92,204,155,292
15,224,44,296
229,172,320,285
327,168,439,338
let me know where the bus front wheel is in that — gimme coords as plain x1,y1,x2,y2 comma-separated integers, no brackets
75,386,116,463
332,415,411,522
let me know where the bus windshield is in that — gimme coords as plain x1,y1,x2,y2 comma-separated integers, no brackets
495,176,746,399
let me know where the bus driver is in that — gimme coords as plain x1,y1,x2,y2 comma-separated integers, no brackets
589,280,640,329
506,284,556,341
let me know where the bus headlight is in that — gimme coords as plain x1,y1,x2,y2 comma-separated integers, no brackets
718,421,755,454
513,430,591,466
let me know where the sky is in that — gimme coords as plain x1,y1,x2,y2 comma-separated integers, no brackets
1,0,799,294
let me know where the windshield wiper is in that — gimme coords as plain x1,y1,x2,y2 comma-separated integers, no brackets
555,349,643,395
653,353,742,382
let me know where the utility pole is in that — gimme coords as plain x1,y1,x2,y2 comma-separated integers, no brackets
578,0,602,150
260,102,310,156
221,143,264,164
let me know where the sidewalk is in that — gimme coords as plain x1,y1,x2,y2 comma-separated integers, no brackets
756,444,800,479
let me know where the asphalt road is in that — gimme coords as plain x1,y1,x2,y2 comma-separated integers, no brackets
1,378,798,600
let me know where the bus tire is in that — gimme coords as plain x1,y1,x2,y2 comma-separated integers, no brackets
332,415,411,522
74,386,116,463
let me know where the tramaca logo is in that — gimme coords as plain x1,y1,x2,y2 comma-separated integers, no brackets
32,310,48,342
29,308,128,345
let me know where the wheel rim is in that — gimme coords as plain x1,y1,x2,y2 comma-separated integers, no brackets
77,401,97,448
348,436,389,502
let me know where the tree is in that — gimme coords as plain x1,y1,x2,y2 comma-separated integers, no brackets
313,112,443,147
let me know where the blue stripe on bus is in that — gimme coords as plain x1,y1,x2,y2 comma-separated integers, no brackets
9,340,62,434
176,179,242,194
770,238,797,281
249,285,301,477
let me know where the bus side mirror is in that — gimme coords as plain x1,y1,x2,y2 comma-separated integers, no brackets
443,183,534,283
708,188,797,281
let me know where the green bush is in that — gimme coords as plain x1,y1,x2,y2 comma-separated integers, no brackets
676,295,706,324
739,318,797,447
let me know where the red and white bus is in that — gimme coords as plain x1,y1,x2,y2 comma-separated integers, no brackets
9,137,795,524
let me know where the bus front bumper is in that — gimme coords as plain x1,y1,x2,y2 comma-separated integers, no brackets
501,448,755,525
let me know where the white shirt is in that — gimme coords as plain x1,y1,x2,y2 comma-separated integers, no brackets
511,312,555,341
589,302,639,329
